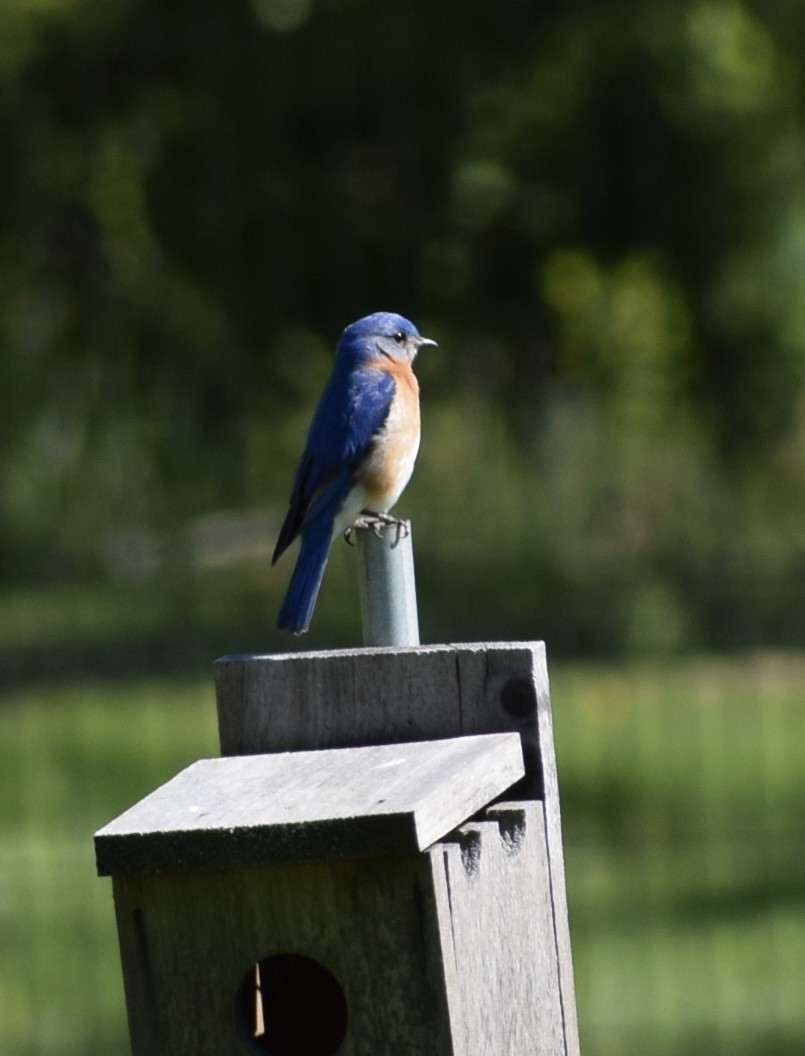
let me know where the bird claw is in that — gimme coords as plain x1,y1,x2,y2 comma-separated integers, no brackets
344,512,409,548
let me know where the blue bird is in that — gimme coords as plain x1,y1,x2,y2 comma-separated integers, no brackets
272,312,437,634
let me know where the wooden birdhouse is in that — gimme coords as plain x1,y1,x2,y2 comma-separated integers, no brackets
95,640,580,1056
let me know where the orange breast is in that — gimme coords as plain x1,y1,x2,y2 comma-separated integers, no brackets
357,359,421,512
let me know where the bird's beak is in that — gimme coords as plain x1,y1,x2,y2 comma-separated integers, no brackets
416,336,439,349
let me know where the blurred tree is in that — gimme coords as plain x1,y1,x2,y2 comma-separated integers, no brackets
0,0,802,648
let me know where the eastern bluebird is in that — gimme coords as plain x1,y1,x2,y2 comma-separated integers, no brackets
272,311,437,634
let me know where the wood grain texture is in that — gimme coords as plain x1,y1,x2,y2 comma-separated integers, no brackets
215,643,541,796
214,642,580,1056
95,733,524,875
112,852,455,1056
529,656,581,1056
111,800,573,1056
427,802,565,1056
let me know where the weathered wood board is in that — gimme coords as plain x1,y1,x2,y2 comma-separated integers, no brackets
432,802,567,1056
216,642,548,797
214,641,580,1056
112,852,455,1056
95,733,524,874
109,800,567,1056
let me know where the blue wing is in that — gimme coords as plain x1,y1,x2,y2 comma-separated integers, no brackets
272,364,396,564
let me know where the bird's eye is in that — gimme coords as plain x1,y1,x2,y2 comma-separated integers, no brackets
392,331,406,344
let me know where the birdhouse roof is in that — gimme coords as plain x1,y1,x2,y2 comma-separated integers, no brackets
95,733,524,876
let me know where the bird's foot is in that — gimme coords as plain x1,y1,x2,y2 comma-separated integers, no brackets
344,512,409,547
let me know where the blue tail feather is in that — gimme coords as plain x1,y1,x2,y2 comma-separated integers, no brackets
277,522,332,634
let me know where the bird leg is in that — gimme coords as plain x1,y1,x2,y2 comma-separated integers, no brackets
344,511,409,547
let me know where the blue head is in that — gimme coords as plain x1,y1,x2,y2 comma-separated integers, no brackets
337,311,438,365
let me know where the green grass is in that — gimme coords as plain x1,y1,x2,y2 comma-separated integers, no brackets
1,654,803,1055
551,654,805,1055
0,677,220,1056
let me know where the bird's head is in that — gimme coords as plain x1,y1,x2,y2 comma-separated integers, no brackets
339,311,438,364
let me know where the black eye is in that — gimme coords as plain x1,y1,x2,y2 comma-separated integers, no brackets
392,331,406,344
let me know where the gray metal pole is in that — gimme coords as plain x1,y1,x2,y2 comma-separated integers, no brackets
355,520,420,647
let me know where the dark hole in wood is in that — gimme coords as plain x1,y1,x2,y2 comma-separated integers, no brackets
500,676,536,717
236,953,348,1056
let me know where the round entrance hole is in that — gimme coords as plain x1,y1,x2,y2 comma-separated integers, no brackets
236,953,348,1056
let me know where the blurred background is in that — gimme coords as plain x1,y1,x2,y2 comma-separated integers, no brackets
1,0,803,1053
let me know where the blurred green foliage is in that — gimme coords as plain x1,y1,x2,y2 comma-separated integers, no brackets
1,0,804,652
